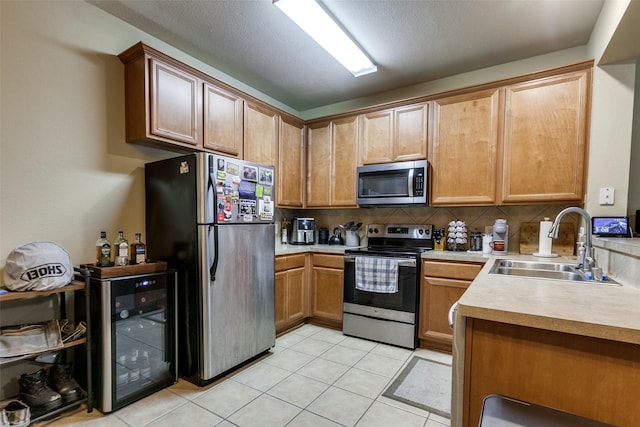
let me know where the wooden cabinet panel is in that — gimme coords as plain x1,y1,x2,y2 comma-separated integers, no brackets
203,83,243,156
275,254,307,334
311,266,343,322
331,116,359,207
395,103,428,161
307,117,358,208
310,254,344,323
360,103,428,165
244,102,278,166
419,277,468,346
361,110,394,164
501,70,590,203
419,260,482,351
277,117,305,207
422,261,483,281
430,89,500,205
463,319,640,427
287,268,306,323
306,122,332,207
149,58,201,147
275,271,287,329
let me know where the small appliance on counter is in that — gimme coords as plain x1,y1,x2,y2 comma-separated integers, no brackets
290,217,315,244
328,227,343,245
317,227,329,244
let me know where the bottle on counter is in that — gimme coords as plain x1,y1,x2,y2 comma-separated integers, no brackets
96,231,112,267
281,218,289,244
130,233,146,265
113,231,129,266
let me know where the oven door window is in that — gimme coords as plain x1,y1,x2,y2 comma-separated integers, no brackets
344,260,417,313
358,169,410,199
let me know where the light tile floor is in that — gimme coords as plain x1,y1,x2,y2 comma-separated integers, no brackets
35,324,452,427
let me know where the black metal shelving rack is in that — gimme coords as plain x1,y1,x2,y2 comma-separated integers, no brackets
0,266,93,424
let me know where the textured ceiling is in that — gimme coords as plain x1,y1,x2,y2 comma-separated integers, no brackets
90,0,605,112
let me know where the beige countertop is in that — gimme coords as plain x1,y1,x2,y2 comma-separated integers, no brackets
457,253,640,345
275,242,359,256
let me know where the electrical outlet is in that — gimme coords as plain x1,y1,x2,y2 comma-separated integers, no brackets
599,187,614,205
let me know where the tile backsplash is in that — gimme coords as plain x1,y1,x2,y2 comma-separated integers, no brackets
277,204,582,255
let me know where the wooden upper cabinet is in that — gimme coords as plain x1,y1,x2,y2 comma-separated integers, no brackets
119,42,204,149
360,103,428,164
244,102,278,166
501,69,591,203
331,116,359,206
307,117,358,207
430,89,501,206
150,59,201,146
277,117,305,207
203,83,243,157
307,121,332,207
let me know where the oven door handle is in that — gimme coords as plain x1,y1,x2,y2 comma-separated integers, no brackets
344,255,416,268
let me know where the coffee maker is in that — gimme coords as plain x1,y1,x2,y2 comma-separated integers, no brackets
290,217,315,244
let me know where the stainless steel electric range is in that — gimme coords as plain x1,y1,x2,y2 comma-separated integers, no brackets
343,224,433,349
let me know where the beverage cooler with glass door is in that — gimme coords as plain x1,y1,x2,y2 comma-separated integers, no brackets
87,270,177,412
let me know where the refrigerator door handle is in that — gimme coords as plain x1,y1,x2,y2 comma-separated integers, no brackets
209,225,219,281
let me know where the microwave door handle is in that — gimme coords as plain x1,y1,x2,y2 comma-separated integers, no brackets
407,168,415,197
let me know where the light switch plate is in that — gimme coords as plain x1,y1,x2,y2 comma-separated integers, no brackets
599,187,614,205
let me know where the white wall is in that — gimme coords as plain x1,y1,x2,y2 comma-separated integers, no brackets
584,0,635,216
0,0,636,279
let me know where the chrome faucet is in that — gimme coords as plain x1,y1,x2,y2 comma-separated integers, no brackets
548,207,595,272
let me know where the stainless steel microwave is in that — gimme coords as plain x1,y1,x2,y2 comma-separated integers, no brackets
356,160,428,206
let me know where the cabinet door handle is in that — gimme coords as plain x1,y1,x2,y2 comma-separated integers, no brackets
448,301,460,330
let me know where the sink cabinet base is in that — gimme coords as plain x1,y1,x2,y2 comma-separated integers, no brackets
463,319,640,427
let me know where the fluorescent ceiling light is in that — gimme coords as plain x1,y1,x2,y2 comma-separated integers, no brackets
274,0,377,77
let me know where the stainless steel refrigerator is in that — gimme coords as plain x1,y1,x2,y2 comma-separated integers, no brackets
145,152,275,385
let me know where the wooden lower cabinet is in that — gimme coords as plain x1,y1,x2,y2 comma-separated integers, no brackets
310,254,344,326
462,319,640,427
419,260,483,351
275,254,307,334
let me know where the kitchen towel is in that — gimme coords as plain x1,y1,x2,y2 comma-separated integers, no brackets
355,256,399,293
537,218,554,256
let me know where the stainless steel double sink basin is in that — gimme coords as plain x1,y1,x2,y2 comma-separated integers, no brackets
489,259,619,285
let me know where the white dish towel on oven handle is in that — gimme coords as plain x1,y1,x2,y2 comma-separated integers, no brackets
355,256,399,293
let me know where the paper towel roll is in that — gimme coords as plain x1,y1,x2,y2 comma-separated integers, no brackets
538,218,553,255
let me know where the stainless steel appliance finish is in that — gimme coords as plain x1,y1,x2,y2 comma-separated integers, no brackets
145,153,276,385
356,160,428,206
290,217,315,244
89,271,177,412
343,224,433,349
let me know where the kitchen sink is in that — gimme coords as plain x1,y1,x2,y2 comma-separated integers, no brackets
489,259,619,285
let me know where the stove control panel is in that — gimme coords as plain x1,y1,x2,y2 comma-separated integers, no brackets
366,224,433,239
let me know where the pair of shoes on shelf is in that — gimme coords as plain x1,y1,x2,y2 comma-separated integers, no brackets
0,400,30,427
19,363,83,411
59,320,86,343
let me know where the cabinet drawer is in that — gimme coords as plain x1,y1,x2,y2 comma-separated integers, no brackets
275,254,306,272
422,260,483,281
312,253,344,269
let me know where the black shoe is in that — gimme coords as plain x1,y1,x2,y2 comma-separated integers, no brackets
2,400,30,427
18,369,62,410
49,362,83,403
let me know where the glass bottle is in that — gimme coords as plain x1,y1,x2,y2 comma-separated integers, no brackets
113,231,129,266
116,354,129,386
127,350,140,382
96,231,112,267
140,350,152,379
130,233,146,265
